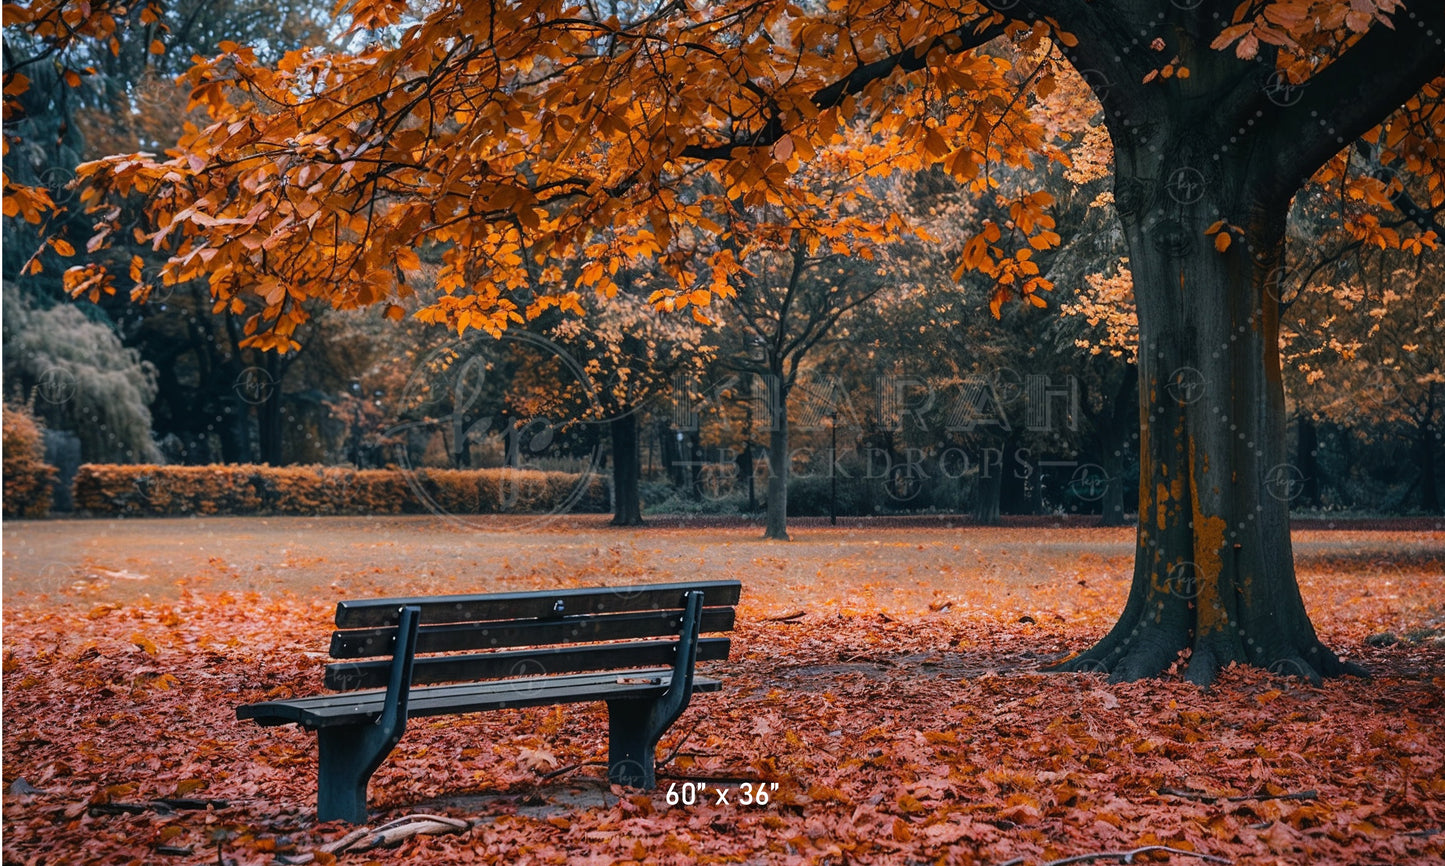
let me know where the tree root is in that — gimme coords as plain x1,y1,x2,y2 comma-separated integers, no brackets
1184,647,1218,688
1046,624,1370,688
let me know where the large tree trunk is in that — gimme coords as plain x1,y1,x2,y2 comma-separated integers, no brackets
610,412,645,526
1025,0,1444,685
1053,144,1359,687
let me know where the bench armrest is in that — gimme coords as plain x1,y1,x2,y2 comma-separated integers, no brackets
377,605,421,742
658,590,704,721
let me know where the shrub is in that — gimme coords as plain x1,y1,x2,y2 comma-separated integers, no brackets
69,464,607,517
2,403,57,518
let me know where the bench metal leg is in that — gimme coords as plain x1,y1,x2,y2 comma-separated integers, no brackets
315,605,421,823
605,698,662,788
317,723,397,823
604,591,706,789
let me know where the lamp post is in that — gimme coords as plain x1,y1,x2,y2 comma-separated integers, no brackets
828,407,838,526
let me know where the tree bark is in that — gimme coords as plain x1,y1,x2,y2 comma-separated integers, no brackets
610,412,645,526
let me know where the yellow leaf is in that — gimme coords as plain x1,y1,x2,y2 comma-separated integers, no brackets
149,39,165,55
131,633,158,655
1214,232,1232,253
1205,220,1225,235
50,238,75,256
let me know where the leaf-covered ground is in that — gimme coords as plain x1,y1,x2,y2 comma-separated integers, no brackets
2,518,1442,865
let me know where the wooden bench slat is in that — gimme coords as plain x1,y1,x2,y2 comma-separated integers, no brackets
329,607,737,659
334,579,743,628
325,636,732,691
239,671,723,728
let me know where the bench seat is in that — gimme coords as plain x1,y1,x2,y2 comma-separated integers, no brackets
238,669,723,728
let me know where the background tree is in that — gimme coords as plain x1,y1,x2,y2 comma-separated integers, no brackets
719,224,902,540
2,281,161,463
549,280,715,526
1282,241,1445,514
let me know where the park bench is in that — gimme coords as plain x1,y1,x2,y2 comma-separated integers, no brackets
236,579,741,823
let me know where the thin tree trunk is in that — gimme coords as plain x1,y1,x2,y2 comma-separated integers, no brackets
258,354,284,465
610,412,644,526
1100,371,1134,526
1296,416,1321,509
764,380,790,540
1419,409,1440,514
219,397,252,463
973,445,1001,526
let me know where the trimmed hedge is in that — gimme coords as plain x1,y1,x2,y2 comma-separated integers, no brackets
2,404,57,518
72,464,608,517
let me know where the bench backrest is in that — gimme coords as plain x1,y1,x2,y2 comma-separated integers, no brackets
324,580,741,692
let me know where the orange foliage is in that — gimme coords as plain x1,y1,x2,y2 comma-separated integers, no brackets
2,403,57,518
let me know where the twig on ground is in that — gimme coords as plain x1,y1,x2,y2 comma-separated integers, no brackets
1158,786,1317,803
1040,845,1232,866
88,798,230,817
538,759,607,781
656,728,695,770
765,611,806,622
277,814,470,864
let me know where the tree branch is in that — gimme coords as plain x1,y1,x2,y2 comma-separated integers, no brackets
679,20,1004,160
1257,8,1445,207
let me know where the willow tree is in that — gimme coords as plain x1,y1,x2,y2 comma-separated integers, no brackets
19,0,1443,684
